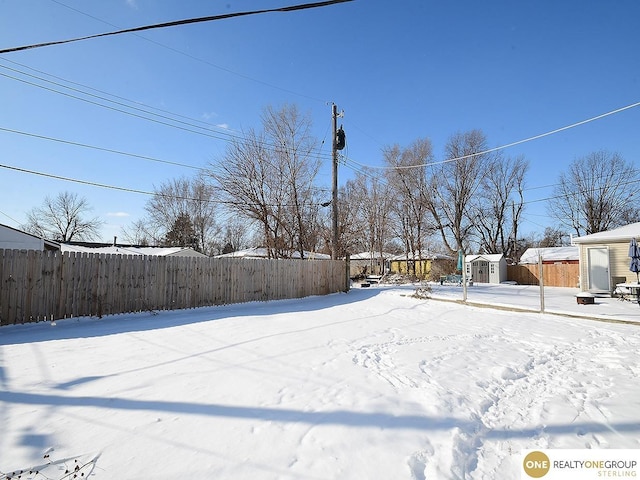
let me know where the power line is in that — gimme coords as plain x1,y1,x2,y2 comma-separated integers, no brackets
0,63,248,144
1,57,240,140
0,0,355,54
337,148,640,222
523,177,640,206
0,161,332,208
48,0,328,104
0,208,21,226
0,123,335,200
0,61,333,163
1,162,158,196
0,126,204,171
5,148,637,230
341,142,640,203
345,100,640,171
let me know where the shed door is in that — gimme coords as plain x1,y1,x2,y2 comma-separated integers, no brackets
587,247,610,292
472,261,489,283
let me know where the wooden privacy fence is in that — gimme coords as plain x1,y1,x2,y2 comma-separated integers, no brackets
0,250,349,326
507,263,580,288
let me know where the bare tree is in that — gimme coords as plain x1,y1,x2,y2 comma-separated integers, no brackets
329,179,366,256
548,151,640,236
212,219,250,255
144,175,217,253
473,154,529,258
23,191,103,242
209,104,322,258
263,104,322,257
345,168,393,261
384,138,435,274
538,226,569,247
120,218,154,246
428,129,492,254
210,127,281,256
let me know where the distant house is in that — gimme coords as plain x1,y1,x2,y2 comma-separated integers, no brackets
60,243,208,258
572,222,640,293
0,223,59,251
465,254,507,284
214,247,330,260
349,251,393,278
519,246,579,265
389,251,454,280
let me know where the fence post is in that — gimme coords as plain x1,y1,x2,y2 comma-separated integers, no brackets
538,254,545,313
344,254,351,292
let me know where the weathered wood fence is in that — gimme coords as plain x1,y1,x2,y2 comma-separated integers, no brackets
507,263,580,288
0,250,349,326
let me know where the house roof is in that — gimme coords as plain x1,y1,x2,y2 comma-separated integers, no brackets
389,251,454,261
60,244,207,257
349,251,395,260
214,247,330,260
519,246,579,264
572,222,640,244
466,254,504,263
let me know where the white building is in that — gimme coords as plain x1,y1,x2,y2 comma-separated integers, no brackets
0,223,59,251
465,254,507,284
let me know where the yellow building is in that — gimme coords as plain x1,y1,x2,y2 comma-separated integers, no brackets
389,252,454,280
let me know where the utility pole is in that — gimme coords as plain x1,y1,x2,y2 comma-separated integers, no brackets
331,103,343,260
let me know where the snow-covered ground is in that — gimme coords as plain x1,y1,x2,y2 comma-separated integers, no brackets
1,283,639,479
428,281,640,324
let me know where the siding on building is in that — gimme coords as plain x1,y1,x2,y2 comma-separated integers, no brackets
578,241,634,291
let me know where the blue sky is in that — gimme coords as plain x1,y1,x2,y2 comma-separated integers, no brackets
1,0,639,243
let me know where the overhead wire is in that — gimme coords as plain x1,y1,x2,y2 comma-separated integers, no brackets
0,2,342,172
0,0,355,55
0,61,333,163
344,100,640,171
3,1,637,223
0,121,338,205
522,176,640,206
0,67,243,144
336,143,640,218
0,126,204,171
3,136,637,227
48,0,329,104
341,145,640,205
0,162,331,208
1,57,241,140
0,208,22,225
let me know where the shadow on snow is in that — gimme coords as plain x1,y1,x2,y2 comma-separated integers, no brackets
1,389,639,440
0,288,383,346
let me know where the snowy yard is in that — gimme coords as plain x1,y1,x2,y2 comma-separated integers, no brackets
1,284,639,479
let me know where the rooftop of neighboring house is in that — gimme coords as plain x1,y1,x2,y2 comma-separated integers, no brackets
60,242,208,257
214,247,330,260
572,222,640,244
389,251,454,261
519,246,579,264
349,251,396,260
